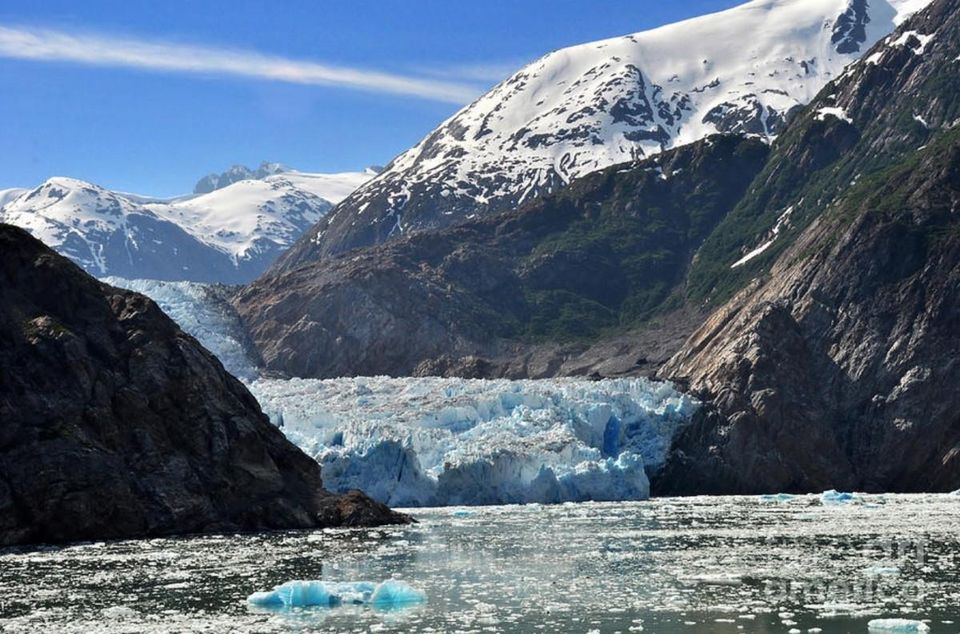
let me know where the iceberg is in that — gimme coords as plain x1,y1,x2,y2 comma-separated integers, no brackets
867,619,931,633
760,493,797,503
821,490,865,505
249,376,698,507
247,580,423,610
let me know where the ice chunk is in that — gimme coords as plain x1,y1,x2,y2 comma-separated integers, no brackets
867,619,930,632
369,581,427,609
760,493,797,503
249,376,698,506
949,489,960,496
247,580,422,610
821,490,865,505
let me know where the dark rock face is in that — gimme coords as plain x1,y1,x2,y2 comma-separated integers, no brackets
0,225,408,547
654,0,960,495
656,136,960,494
235,136,768,379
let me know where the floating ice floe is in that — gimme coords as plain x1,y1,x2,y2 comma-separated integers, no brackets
821,490,862,505
249,376,698,507
760,493,797,503
247,580,425,610
867,618,931,633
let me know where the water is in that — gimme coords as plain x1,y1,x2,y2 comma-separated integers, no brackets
1,495,958,633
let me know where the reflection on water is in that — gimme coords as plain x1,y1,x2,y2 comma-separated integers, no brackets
0,494,958,632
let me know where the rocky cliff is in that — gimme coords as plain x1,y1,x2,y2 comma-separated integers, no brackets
654,0,960,494
0,224,407,547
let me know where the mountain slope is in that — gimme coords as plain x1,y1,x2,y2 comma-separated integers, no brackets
235,136,769,379
0,224,407,547
0,169,373,284
654,0,960,494
274,0,930,269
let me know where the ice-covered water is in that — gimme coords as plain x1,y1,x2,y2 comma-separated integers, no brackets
1,495,957,633
249,376,698,506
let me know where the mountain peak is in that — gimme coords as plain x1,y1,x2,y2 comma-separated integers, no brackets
193,161,291,194
272,0,934,270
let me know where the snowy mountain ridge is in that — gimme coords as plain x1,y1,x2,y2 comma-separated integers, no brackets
281,0,933,264
0,168,374,283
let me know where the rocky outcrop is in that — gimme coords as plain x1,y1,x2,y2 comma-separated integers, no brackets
654,0,960,494
0,225,408,547
235,136,768,379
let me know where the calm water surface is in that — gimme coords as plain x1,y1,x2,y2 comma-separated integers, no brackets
1,495,958,633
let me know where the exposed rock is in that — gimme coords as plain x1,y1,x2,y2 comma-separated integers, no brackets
235,137,767,379
654,0,960,494
0,224,408,547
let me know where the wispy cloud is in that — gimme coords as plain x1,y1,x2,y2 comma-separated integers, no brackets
0,25,483,104
415,60,533,85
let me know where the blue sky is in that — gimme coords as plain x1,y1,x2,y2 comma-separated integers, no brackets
0,0,742,197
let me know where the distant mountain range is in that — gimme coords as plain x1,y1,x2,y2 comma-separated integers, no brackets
0,166,376,283
273,0,931,269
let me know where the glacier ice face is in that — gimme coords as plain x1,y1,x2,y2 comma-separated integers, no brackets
249,376,698,506
103,277,261,380
247,580,423,610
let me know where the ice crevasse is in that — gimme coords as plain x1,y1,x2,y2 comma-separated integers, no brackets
249,375,698,507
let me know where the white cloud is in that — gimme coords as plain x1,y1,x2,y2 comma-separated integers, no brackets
0,24,483,104
415,59,533,85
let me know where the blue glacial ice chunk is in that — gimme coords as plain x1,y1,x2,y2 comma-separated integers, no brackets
821,490,864,505
247,580,378,608
950,489,960,496
867,618,931,632
369,581,427,609
760,493,796,503
450,509,476,518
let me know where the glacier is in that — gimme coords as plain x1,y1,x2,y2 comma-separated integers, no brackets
103,277,261,380
248,376,698,506
100,276,699,507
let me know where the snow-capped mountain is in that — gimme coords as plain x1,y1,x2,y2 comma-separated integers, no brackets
277,0,932,267
193,161,289,194
0,168,375,283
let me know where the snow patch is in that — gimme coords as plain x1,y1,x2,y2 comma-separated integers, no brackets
816,106,853,124
890,30,936,54
731,205,794,269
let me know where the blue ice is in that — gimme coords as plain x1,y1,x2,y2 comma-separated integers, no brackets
247,580,423,610
820,489,863,505
759,493,796,503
